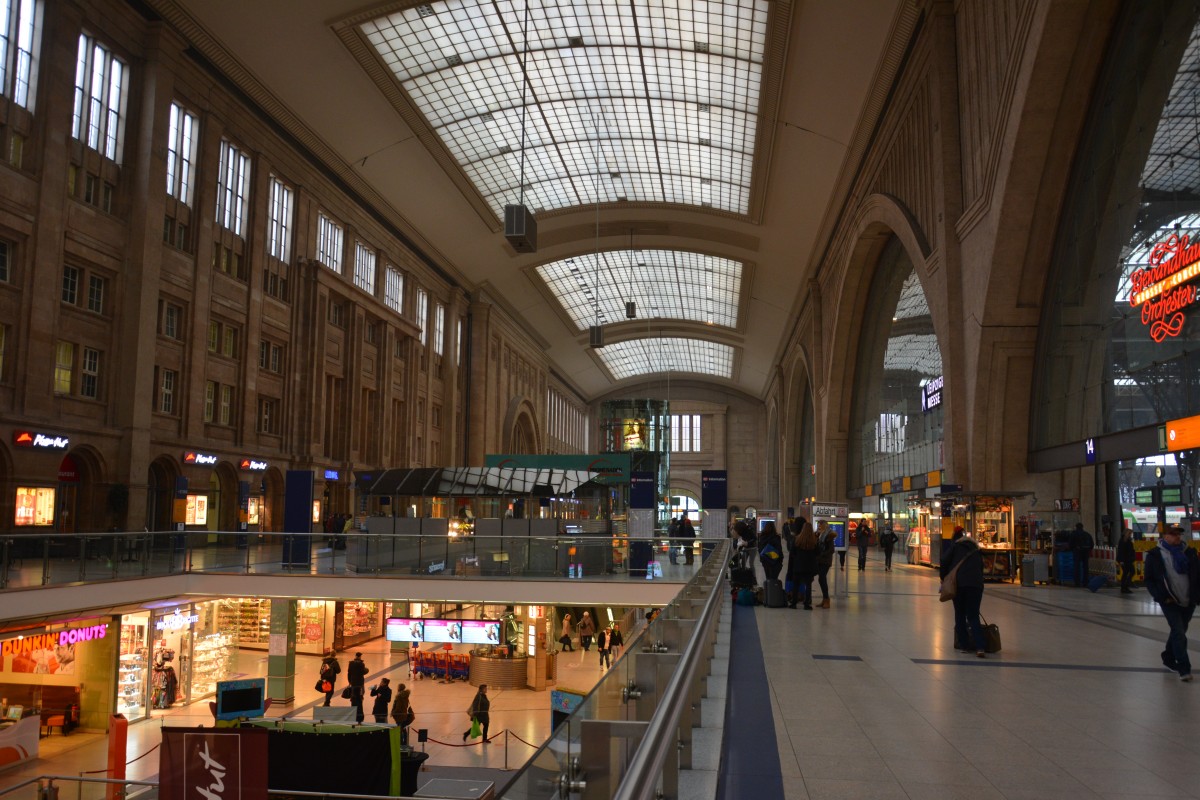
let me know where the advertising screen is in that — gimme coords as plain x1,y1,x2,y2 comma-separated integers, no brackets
461,620,501,645
14,487,55,527
215,678,266,720
385,618,425,643
423,619,462,643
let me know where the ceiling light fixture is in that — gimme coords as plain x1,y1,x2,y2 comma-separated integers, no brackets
503,1,537,252
588,100,606,349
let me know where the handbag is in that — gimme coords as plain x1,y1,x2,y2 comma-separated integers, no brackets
939,558,964,602
981,615,1001,653
341,686,352,699
321,680,333,693
469,717,482,738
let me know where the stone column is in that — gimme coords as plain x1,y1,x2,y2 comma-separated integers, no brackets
267,599,298,704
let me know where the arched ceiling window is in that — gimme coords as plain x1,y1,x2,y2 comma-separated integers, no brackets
596,337,734,380
359,0,769,218
536,249,742,329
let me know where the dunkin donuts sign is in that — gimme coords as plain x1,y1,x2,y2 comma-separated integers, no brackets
1,623,109,657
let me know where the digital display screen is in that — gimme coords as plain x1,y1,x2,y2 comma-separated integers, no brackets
14,487,55,527
461,620,501,645
385,618,425,642
423,620,462,643
215,678,265,720
829,521,847,549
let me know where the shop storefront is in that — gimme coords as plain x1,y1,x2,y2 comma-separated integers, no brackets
937,493,1027,582
117,613,150,720
337,601,383,649
1,617,118,734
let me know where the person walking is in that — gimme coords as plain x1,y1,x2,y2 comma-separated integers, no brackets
319,649,341,706
608,624,623,657
786,519,818,609
940,527,987,657
880,525,899,571
816,520,835,608
346,651,369,722
369,677,392,724
597,626,612,670
462,684,491,742
390,682,414,744
577,611,596,652
856,521,873,571
1117,526,1136,594
1143,525,1200,682
1070,522,1095,587
559,612,575,652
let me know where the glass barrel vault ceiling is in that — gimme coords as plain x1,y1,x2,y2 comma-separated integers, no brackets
359,0,769,217
597,337,734,380
536,249,742,329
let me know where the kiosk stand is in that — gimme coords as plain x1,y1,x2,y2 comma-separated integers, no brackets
806,502,850,598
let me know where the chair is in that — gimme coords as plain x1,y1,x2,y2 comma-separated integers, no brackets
41,715,65,737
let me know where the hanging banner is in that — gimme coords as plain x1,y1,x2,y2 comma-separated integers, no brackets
159,727,268,800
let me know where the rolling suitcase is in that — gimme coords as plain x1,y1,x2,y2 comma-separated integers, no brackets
730,548,756,588
764,578,787,608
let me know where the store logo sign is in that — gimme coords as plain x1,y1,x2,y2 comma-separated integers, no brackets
324,470,339,481
184,451,219,466
14,430,69,450
156,609,199,631
1129,233,1200,341
0,624,110,657
239,459,267,471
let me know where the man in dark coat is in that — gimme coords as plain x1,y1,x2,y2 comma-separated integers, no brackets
346,652,370,722
1069,522,1095,587
1143,525,1200,682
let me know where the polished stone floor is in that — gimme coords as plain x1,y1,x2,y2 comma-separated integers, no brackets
3,551,1199,799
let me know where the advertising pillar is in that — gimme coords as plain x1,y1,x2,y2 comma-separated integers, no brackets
281,470,314,568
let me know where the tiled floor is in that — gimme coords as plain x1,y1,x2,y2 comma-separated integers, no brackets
5,552,1200,799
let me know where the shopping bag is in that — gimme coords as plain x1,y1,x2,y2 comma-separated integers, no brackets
321,680,332,693
469,717,482,739
981,616,1001,653
939,559,963,602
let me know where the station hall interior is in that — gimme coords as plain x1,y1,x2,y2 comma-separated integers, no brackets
3,0,1200,798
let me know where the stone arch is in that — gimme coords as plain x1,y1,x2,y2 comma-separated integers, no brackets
261,466,285,532
502,396,541,454
782,347,816,505
213,461,240,531
61,444,108,532
147,455,180,532
821,193,941,499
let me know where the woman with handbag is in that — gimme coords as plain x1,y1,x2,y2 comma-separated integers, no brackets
559,613,574,652
940,526,987,657
390,683,414,743
318,650,341,706
462,684,490,743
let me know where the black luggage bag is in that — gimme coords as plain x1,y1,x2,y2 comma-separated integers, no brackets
763,578,787,608
729,548,756,588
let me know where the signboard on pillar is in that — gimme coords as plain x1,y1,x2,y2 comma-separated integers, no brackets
282,471,314,567
173,476,188,532
701,470,728,510
238,481,250,534
629,471,656,509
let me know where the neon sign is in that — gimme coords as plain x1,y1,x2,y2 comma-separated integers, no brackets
1129,233,1200,341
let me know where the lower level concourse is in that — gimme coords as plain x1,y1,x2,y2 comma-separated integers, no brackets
5,551,1199,799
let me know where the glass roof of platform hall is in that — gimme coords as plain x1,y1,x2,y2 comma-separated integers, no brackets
359,0,769,218
537,249,742,329
597,336,734,379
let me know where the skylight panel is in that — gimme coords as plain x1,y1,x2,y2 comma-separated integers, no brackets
360,0,769,218
597,337,735,380
536,249,741,329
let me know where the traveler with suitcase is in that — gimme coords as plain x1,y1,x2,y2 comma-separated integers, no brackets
787,518,818,609
940,527,987,657
758,521,786,607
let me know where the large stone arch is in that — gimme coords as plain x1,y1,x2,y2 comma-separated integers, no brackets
147,455,181,532
61,444,109,532
821,193,943,499
781,346,816,505
502,396,541,454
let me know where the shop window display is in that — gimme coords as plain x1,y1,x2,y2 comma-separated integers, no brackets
117,616,149,720
341,601,381,648
217,597,270,647
190,633,233,698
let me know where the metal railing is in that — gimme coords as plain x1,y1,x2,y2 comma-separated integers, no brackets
0,530,708,592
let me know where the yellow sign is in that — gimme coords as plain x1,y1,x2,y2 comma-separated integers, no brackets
927,470,941,487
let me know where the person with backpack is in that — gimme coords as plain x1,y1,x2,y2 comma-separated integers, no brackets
816,520,836,607
318,649,341,707
758,521,785,583
1143,525,1200,682
880,525,899,571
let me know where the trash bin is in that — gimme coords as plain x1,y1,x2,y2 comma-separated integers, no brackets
399,749,430,797
1021,556,1034,586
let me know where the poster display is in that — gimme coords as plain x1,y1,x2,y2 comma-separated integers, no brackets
184,494,208,525
14,486,55,527
385,618,424,642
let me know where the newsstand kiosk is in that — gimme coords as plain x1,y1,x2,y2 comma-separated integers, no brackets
805,502,850,598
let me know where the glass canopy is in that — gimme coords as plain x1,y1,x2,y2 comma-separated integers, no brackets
536,249,742,329
596,336,734,380
359,0,769,218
